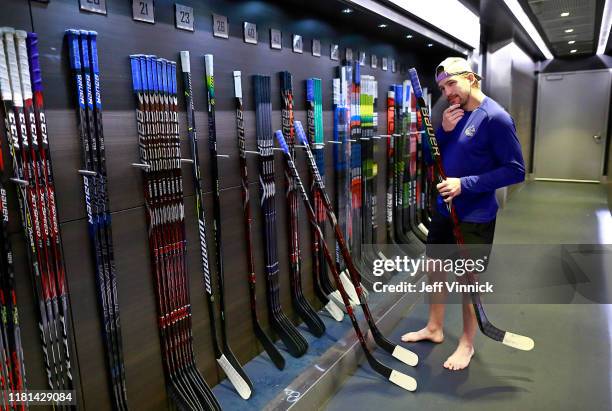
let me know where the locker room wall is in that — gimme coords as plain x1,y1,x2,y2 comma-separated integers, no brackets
485,40,535,202
0,0,450,408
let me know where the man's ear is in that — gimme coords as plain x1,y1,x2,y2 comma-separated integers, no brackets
466,72,476,86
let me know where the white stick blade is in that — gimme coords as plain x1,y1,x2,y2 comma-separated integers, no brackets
392,345,419,367
340,271,360,306
389,369,417,392
502,332,535,351
377,251,388,261
324,300,344,321
217,354,252,399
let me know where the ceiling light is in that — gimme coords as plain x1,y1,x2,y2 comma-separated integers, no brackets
596,0,612,54
378,23,388,28
560,12,570,17
406,34,413,39
386,0,479,49
570,49,577,53
503,0,553,59
568,40,575,44
341,8,353,14
564,28,574,33
427,43,433,47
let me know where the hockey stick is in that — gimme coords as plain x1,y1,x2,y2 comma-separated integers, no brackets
306,78,343,321
179,52,252,400
4,27,63,392
276,129,417,392
279,71,325,337
203,54,254,395
68,30,126,408
295,121,418,367
232,70,286,370
253,74,308,357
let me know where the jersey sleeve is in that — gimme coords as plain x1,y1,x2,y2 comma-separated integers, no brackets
460,114,525,193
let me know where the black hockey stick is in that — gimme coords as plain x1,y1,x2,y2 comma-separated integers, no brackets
295,120,418,367
202,54,253,397
232,70,285,370
276,128,416,392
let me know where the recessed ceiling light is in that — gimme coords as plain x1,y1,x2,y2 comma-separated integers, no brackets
341,8,353,14
568,40,575,44
406,34,413,39
570,49,577,53
427,43,433,47
378,23,388,28
560,12,570,17
565,28,574,33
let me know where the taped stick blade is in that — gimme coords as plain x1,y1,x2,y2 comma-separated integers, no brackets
388,369,417,392
502,332,535,351
325,300,344,321
217,354,252,399
392,345,419,367
340,270,360,306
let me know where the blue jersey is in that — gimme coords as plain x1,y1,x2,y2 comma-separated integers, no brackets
424,97,525,223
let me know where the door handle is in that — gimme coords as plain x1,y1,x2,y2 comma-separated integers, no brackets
593,135,602,144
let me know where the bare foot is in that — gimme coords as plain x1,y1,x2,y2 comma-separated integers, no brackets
400,326,444,343
443,343,474,370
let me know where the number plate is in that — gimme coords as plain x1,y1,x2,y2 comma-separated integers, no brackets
244,22,257,44
270,29,282,49
382,57,388,71
213,14,229,38
346,48,353,61
359,51,366,66
79,0,107,15
175,4,194,31
312,39,321,57
133,0,154,23
292,35,303,53
371,54,377,68
330,44,339,61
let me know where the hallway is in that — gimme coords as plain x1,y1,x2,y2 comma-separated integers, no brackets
324,181,612,411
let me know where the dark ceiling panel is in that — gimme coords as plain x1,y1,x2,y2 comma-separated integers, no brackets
524,0,606,57
481,0,547,60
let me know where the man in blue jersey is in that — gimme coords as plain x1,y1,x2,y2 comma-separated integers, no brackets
401,57,525,370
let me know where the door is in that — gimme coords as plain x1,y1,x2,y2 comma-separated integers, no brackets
534,69,611,182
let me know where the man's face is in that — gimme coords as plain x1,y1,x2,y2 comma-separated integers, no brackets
437,74,472,107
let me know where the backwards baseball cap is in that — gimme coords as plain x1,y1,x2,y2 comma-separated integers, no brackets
435,57,482,83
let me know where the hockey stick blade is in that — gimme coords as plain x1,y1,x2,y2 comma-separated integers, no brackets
253,324,286,370
340,270,361,305
389,369,417,392
502,331,535,351
392,345,419,366
216,354,252,399
324,300,344,321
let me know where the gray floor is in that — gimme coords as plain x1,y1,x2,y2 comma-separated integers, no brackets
324,182,612,411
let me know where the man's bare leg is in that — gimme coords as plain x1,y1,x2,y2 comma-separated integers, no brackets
401,266,446,343
443,286,477,370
